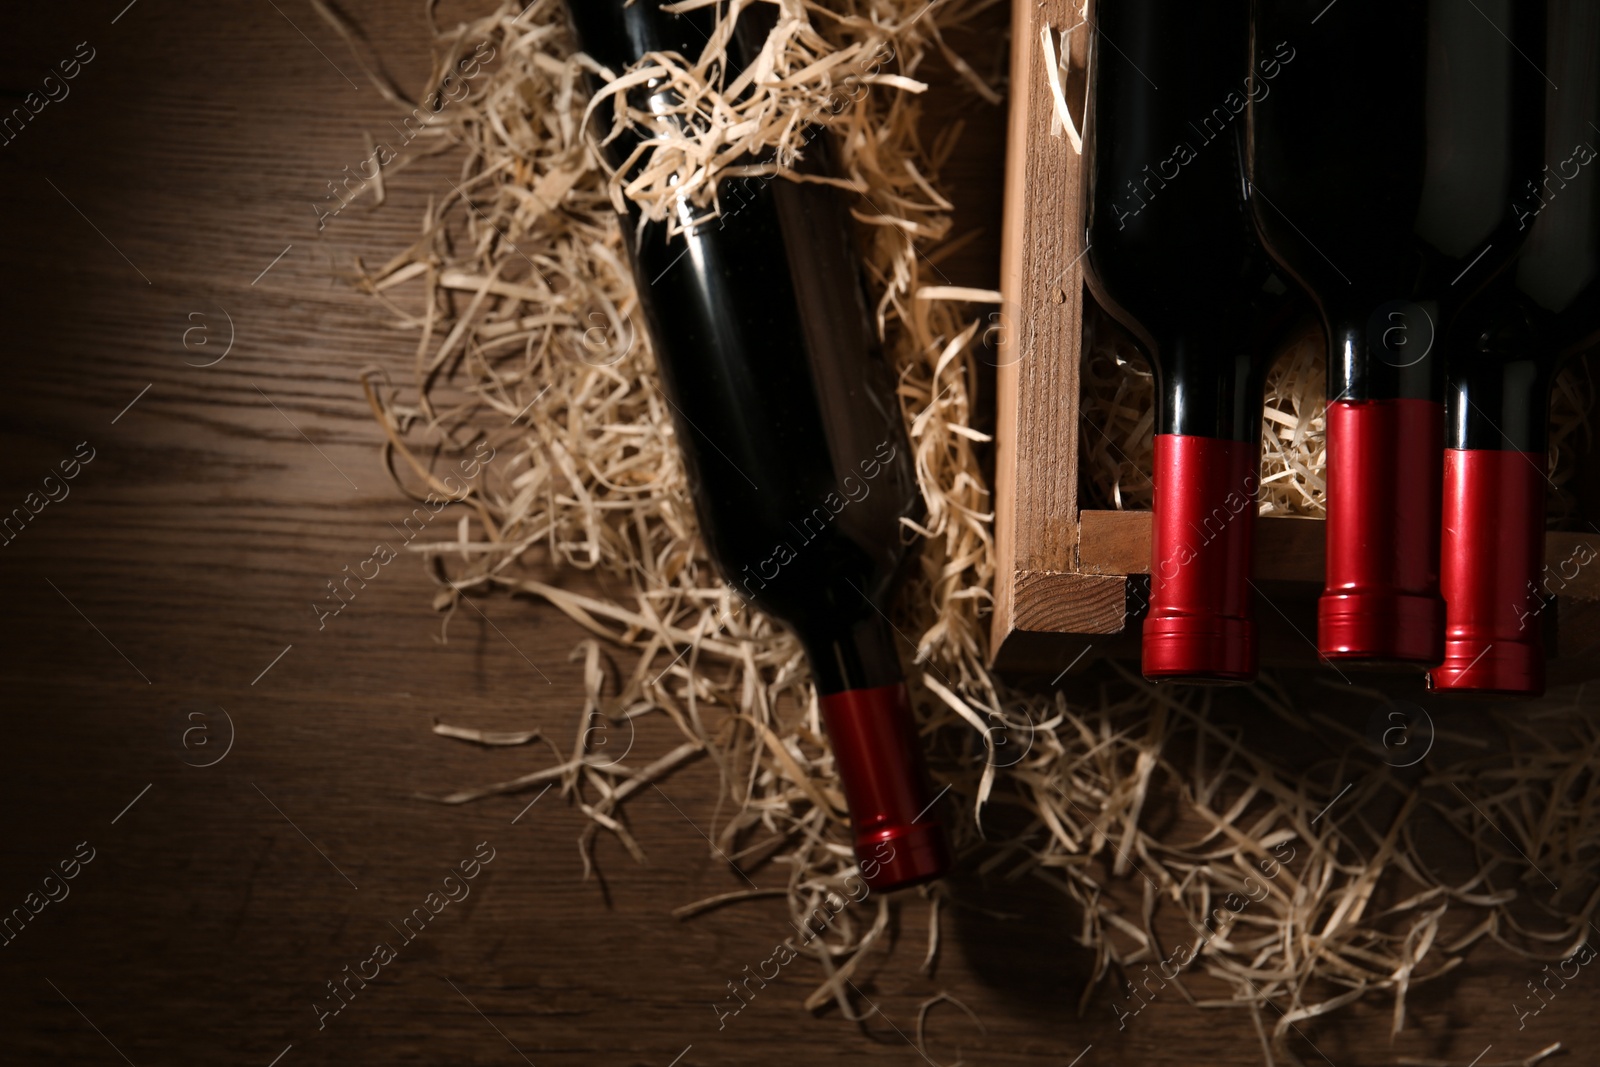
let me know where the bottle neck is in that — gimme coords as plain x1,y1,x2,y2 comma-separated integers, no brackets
1446,355,1554,451
800,613,904,696
1326,304,1444,403
1147,283,1305,442
1155,336,1265,442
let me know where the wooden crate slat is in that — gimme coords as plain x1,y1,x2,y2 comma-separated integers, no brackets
992,0,1090,663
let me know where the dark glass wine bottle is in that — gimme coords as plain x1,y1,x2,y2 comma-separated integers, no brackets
1084,0,1301,682
1430,0,1600,696
562,1,949,889
1247,0,1546,668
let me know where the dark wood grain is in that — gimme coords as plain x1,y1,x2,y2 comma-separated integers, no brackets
1,3,1595,1066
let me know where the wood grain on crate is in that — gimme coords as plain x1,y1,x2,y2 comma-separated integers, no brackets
992,0,1091,664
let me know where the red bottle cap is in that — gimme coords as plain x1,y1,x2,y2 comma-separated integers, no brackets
1143,434,1258,682
1429,448,1547,695
1318,398,1445,667
818,684,950,891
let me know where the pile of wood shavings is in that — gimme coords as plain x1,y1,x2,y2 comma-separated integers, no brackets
992,667,1597,1067
347,2,1600,1063
1079,309,1596,524
353,0,1006,1027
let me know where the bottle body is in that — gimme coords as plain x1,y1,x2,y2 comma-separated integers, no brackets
1085,0,1294,682
1248,0,1545,667
1431,0,1600,694
564,0,949,888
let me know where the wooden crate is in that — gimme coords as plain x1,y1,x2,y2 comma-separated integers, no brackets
989,0,1600,680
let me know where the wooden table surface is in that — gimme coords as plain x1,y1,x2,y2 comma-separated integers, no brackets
1,2,1595,1065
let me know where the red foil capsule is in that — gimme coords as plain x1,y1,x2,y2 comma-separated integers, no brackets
818,684,949,891
1429,448,1547,695
1318,398,1445,667
1144,433,1258,682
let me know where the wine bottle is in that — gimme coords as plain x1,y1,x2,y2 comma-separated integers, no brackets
1084,0,1300,682
1430,0,1600,695
1247,0,1546,668
562,1,949,889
